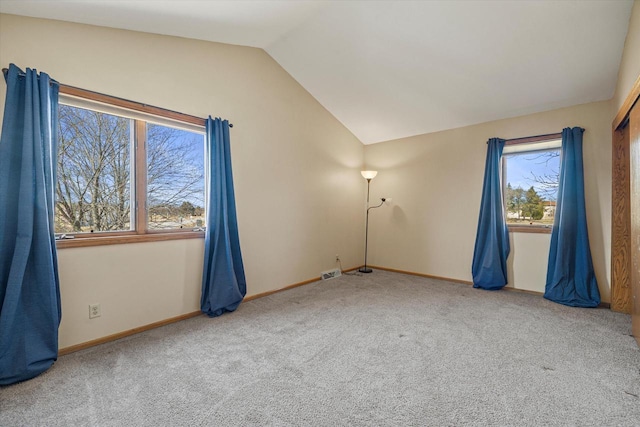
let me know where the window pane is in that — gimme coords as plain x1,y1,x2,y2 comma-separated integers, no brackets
504,149,560,227
146,124,205,230
56,105,133,233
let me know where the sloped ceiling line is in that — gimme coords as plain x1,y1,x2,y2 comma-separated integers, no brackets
0,0,634,144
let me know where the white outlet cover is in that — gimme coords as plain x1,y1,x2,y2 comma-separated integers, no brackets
89,304,101,319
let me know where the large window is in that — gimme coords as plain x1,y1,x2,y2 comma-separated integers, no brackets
502,137,561,230
55,88,206,244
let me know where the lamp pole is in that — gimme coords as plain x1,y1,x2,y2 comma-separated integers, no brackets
359,171,386,274
360,178,373,273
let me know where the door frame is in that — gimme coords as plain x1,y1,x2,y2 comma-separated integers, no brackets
611,75,640,347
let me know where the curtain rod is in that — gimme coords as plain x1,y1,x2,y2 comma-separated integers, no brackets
506,132,562,142
502,132,562,145
2,67,59,85
2,67,233,128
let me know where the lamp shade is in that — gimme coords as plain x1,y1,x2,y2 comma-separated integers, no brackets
361,170,378,180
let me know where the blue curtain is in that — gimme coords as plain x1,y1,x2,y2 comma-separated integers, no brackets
544,127,600,307
472,138,510,290
201,117,246,317
0,64,61,385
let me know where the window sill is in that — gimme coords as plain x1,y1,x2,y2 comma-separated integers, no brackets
56,231,205,249
508,225,552,234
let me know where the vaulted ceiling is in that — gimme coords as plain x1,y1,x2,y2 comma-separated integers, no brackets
0,0,634,144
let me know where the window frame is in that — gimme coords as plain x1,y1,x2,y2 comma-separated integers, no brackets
501,133,562,234
55,85,207,248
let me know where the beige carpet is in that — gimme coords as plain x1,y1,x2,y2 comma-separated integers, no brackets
1,270,639,426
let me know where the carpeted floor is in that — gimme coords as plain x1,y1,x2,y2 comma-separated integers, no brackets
1,270,639,426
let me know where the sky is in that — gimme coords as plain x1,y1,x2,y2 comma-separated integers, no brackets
504,150,560,201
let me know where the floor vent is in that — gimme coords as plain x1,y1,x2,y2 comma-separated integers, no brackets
321,269,342,280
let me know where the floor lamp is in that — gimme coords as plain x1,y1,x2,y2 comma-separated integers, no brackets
359,171,390,273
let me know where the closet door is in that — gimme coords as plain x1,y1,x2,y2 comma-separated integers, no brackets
611,76,639,347
612,124,631,314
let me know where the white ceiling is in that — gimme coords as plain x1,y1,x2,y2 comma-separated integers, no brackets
0,0,634,144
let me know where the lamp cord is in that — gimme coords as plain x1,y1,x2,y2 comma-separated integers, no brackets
338,258,363,276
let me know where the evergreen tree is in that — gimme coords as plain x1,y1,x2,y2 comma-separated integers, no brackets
522,186,544,220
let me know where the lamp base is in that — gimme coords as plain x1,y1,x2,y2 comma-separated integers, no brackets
359,267,373,274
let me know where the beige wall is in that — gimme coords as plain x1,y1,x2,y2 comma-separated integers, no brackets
0,14,365,348
56,240,205,347
613,0,640,114
364,101,612,302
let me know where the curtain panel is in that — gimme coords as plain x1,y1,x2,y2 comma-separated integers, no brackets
472,138,510,290
0,64,61,385
544,127,600,307
201,117,247,317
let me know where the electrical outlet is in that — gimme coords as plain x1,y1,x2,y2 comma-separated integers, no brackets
89,303,101,319
336,254,340,262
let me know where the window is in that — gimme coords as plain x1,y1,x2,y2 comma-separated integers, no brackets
57,106,133,233
502,136,561,231
146,123,205,230
55,88,206,245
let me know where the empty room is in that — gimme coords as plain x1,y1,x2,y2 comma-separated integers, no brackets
0,1,639,425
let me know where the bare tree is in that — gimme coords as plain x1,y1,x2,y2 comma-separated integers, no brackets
525,151,560,200
146,123,204,229
56,106,130,232
505,183,525,221
55,105,204,233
